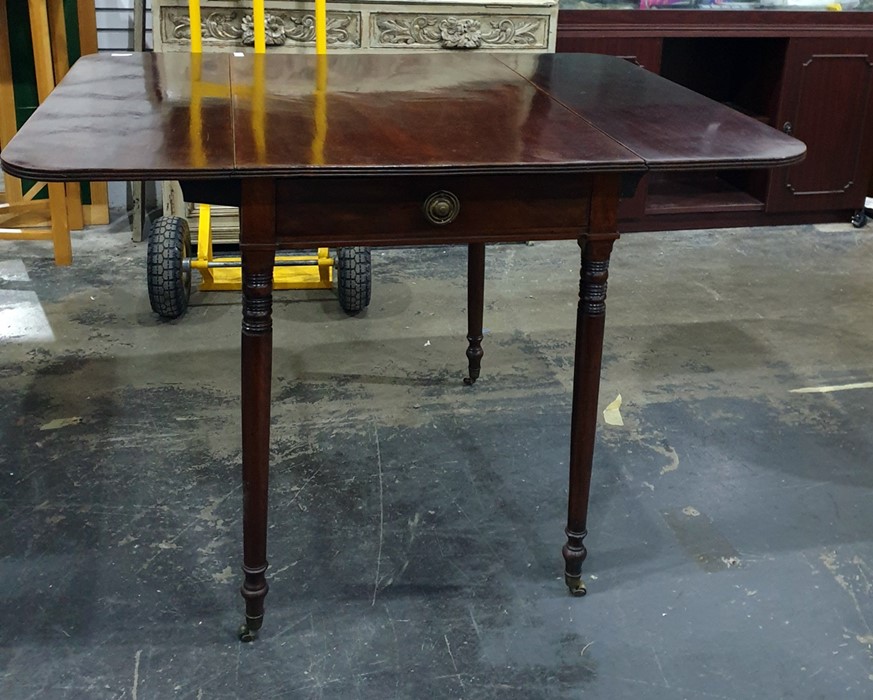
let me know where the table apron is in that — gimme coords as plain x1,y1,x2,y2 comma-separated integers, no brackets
268,173,594,248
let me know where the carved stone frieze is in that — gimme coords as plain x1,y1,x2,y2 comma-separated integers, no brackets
373,14,546,49
166,9,361,48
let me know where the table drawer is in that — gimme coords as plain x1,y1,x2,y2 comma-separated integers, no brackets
274,173,593,247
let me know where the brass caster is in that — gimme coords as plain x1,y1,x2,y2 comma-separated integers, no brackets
238,624,258,643
565,574,587,597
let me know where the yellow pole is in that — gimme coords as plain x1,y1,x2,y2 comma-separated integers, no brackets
188,0,204,163
311,0,327,165
188,1,209,258
253,0,266,55
188,0,201,53
315,0,327,55
311,57,327,165
189,53,205,168
197,203,212,260
313,0,330,286
253,53,266,162
251,0,267,161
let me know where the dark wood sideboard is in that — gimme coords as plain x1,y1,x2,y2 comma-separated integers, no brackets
557,10,873,231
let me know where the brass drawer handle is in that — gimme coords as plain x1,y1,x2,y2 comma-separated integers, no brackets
423,191,460,225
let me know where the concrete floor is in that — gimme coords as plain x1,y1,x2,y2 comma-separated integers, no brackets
2,220,873,699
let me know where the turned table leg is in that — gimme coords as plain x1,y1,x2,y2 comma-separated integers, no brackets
563,175,621,596
238,180,277,641
465,242,485,385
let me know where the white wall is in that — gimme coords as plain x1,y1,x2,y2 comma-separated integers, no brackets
95,0,152,51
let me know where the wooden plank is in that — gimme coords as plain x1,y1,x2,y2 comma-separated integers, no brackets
47,1,85,230
0,228,53,239
0,0,16,150
47,181,71,264
30,0,72,264
83,202,109,226
47,0,69,80
29,0,56,101
80,0,109,229
0,203,52,227
1,173,24,204
76,0,98,56
23,182,48,201
0,199,49,214
0,0,24,202
65,182,84,229
0,0,85,248
89,181,108,220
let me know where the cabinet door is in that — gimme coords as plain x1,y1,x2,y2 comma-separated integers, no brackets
768,38,873,213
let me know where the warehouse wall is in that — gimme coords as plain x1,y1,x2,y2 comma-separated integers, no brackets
95,0,152,50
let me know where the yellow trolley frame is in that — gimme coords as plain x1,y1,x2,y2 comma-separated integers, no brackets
188,0,332,293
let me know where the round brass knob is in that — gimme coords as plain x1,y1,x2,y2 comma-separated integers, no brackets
423,191,460,225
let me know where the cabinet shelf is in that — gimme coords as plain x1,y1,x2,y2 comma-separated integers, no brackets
646,173,764,216
645,172,765,216
557,10,873,231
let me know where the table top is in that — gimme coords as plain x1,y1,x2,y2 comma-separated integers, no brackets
0,52,805,182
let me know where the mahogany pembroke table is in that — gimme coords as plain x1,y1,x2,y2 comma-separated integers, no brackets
1,51,805,641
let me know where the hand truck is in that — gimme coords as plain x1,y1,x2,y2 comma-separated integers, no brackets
146,0,372,319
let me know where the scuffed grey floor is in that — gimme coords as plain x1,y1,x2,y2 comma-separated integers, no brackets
2,222,873,699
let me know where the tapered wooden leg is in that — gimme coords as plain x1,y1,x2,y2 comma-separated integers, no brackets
238,180,277,641
464,243,485,385
563,175,621,596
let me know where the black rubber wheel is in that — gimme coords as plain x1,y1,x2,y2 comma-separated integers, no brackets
147,216,192,319
335,246,371,315
852,209,868,229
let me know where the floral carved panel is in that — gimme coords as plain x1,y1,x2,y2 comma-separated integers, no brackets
164,9,361,48
372,14,548,50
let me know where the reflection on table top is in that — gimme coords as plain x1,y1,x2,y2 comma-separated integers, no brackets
0,52,805,182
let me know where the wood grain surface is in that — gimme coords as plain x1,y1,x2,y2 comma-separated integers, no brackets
1,52,806,183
